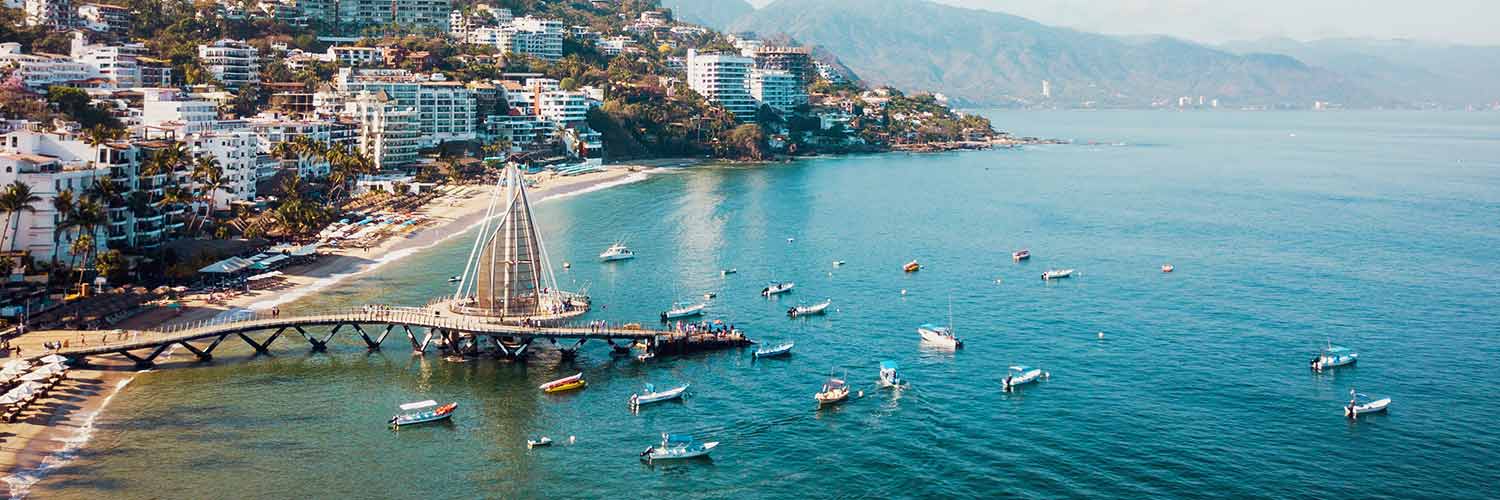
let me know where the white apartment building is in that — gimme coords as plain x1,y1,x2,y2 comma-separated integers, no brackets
344,91,420,169
750,69,807,114
448,5,512,39
598,36,632,57
539,90,590,125
326,46,385,67
468,16,563,61
335,68,477,147
246,114,357,178
197,39,260,89
77,2,130,33
686,49,758,121
141,89,220,136
23,0,72,28
0,43,91,91
0,126,113,263
185,130,258,210
338,0,450,31
70,33,152,88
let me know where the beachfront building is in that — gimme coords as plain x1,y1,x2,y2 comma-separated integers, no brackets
538,90,590,125
334,68,477,147
246,114,358,178
337,0,450,31
184,130,259,211
141,89,220,136
750,69,807,115
76,2,131,34
344,91,420,170
0,125,115,263
0,43,92,91
686,49,757,121
197,39,260,89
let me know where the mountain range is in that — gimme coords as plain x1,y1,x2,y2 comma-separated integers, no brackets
663,0,1499,108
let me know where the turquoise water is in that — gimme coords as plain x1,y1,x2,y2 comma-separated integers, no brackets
32,111,1500,498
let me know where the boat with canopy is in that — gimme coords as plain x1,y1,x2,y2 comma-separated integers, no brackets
641,433,718,462
1002,365,1048,392
388,400,458,428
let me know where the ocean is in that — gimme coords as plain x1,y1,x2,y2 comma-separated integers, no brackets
25,111,1500,498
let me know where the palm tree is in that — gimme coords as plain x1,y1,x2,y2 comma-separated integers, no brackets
190,154,225,234
83,124,123,151
49,188,76,275
69,233,94,292
0,181,43,252
67,199,105,280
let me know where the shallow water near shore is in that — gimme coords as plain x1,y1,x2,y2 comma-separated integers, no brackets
29,111,1500,498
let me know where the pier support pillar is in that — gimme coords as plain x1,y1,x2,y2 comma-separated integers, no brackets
178,334,228,362
117,343,171,369
295,326,328,352
355,324,393,350
558,338,586,361
239,327,284,355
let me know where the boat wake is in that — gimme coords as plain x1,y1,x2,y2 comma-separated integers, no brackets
2,377,134,499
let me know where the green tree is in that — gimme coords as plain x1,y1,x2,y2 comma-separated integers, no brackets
0,181,43,252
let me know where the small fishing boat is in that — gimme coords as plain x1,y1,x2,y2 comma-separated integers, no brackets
563,262,571,269
814,377,851,405
1012,249,1030,261
704,292,716,300
1161,264,1174,273
877,360,908,388
832,260,846,267
661,302,706,320
630,383,689,407
1310,343,1358,372
641,433,719,463
539,373,587,393
1345,389,1391,417
1002,365,1048,392
637,352,655,362
527,436,553,448
753,341,794,358
787,299,832,317
1041,269,1075,280
599,242,634,261
721,268,737,276
388,400,458,428
761,281,795,297
918,323,963,349
903,260,921,273
447,275,462,283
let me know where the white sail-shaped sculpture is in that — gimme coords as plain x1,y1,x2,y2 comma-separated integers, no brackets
449,165,588,323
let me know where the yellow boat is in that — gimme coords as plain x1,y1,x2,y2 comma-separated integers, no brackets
543,379,587,393
903,260,921,273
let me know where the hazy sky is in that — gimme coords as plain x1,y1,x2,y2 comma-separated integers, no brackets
744,0,1500,45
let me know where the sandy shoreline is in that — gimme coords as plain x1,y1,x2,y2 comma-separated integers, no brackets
0,163,667,496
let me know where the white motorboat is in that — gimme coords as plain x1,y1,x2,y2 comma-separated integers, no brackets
637,352,655,362
599,242,634,261
787,299,831,317
1041,269,1075,280
877,360,908,388
447,275,462,283
753,341,794,358
630,383,689,407
1345,389,1391,417
1012,249,1030,261
1002,365,1048,392
661,302,706,320
832,260,846,267
918,324,963,349
761,281,795,297
527,436,552,448
721,268,737,276
1310,343,1358,372
641,434,718,462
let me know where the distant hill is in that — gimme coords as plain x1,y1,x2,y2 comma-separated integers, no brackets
1221,38,1500,108
660,0,755,31
706,0,1378,108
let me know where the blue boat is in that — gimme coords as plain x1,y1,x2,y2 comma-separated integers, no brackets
389,400,457,428
1311,344,1358,372
641,433,718,462
753,341,794,359
878,360,907,388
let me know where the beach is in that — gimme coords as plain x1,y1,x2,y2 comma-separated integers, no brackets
0,164,659,496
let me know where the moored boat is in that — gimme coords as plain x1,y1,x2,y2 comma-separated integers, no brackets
447,275,462,283
814,377,851,405
1041,269,1075,280
1012,249,1031,261
1310,343,1358,372
527,436,553,448
1002,365,1048,392
721,268,738,275
877,360,908,388
903,260,921,273
540,373,587,393
1161,264,1174,273
630,383,689,407
641,433,719,462
761,281,795,297
788,299,832,317
753,341,794,358
599,242,635,261
661,302,706,320
1345,389,1391,417
918,323,963,349
388,400,458,428
832,260,845,267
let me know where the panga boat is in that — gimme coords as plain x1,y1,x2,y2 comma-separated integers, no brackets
814,377,851,405
630,383,689,407
753,341,794,358
637,352,655,362
1002,365,1048,392
661,302,706,320
903,260,921,272
1161,264,1174,273
388,400,457,428
832,260,846,267
527,436,553,448
599,242,635,261
1345,389,1391,417
1310,343,1357,372
641,433,718,463
447,275,462,283
918,323,963,349
761,281,795,297
539,373,587,393
1012,249,1031,261
1041,269,1075,280
788,299,831,317
877,360,908,388
721,268,738,275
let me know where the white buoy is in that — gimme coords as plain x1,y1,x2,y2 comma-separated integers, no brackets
569,435,576,444
900,289,908,295
1097,331,1105,339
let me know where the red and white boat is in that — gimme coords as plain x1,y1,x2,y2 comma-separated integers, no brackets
1161,264,1174,273
1012,249,1030,261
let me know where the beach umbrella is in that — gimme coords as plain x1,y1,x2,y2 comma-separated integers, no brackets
13,381,42,395
0,391,27,405
3,359,29,371
18,371,49,382
39,354,68,364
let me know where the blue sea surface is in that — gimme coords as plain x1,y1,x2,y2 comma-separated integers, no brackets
32,111,1500,498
